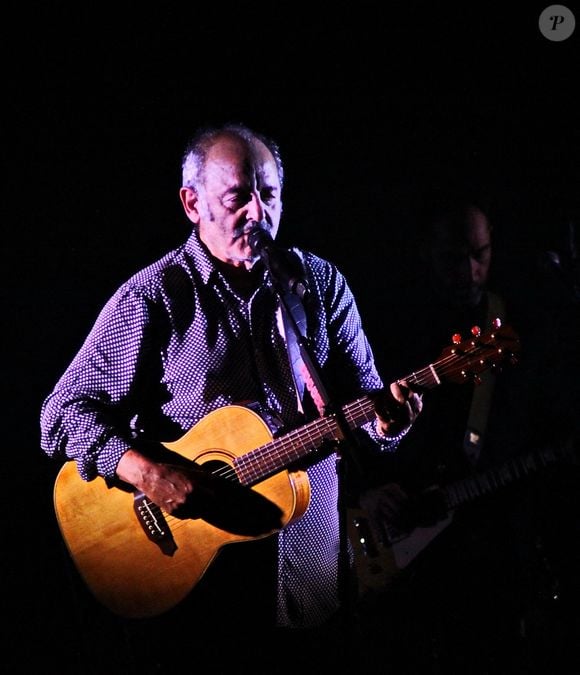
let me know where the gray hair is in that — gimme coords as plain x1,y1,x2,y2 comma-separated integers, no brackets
181,122,284,191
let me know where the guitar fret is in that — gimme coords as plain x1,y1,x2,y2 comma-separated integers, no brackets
236,323,520,486
234,415,344,486
233,396,379,486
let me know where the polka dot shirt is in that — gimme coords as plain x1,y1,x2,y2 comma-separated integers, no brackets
40,229,401,629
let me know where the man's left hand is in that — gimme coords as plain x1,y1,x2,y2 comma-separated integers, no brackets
374,380,423,438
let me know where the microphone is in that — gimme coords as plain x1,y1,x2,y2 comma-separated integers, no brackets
248,227,309,300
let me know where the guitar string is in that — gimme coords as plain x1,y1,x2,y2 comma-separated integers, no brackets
155,329,518,508
156,327,518,531
214,327,517,484
157,444,566,538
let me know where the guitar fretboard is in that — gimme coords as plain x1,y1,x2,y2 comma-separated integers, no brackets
233,323,519,487
234,397,375,486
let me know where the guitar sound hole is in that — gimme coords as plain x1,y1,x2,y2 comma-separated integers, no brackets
191,459,283,536
200,459,240,485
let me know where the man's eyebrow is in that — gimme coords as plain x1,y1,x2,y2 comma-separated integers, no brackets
223,185,249,197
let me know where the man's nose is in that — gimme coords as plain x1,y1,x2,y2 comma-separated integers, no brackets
246,191,265,223
469,256,487,283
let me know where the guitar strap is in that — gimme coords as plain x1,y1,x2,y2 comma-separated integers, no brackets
463,290,506,466
280,288,328,418
278,264,361,626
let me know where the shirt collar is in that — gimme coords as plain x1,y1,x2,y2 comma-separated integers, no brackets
183,228,270,289
183,229,221,285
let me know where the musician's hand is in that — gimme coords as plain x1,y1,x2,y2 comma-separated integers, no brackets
373,380,423,438
116,448,284,532
359,482,414,543
359,482,448,543
116,449,200,514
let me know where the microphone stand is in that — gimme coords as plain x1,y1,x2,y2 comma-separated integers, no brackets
251,230,363,640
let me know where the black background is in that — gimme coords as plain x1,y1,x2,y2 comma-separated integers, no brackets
4,2,579,669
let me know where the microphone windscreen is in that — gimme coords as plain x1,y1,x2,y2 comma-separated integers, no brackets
248,227,273,256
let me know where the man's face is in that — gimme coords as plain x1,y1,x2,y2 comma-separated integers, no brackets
428,206,492,307
182,134,282,268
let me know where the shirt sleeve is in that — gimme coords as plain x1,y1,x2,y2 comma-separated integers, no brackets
318,258,406,454
40,286,153,481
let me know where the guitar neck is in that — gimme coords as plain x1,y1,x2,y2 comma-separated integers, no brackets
234,366,441,487
444,445,565,510
234,322,519,487
234,398,371,486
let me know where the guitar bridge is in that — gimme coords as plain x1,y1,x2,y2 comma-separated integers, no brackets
133,492,177,556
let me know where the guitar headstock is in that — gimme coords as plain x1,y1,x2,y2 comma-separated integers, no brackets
434,318,520,385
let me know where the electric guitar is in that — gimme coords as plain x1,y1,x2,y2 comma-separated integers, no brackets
53,320,519,618
349,442,576,601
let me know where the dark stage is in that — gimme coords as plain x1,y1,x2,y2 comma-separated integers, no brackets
4,4,580,673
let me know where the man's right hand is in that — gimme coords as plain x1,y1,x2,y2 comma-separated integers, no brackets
115,449,284,530
116,449,197,514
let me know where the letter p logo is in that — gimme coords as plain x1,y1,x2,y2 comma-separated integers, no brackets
539,5,576,41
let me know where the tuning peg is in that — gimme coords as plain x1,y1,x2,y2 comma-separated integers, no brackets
452,333,462,344
491,317,502,329
471,325,481,337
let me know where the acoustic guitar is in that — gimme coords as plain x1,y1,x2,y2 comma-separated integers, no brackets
53,320,519,618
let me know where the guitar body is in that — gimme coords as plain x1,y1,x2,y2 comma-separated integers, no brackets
347,507,400,597
53,405,310,618
348,506,454,601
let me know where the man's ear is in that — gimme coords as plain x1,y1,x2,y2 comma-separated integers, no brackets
179,187,201,225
